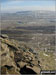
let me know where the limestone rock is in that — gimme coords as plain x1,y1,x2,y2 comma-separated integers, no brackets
0,34,8,39
0,34,41,74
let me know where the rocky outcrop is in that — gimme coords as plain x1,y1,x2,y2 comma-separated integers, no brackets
0,34,41,75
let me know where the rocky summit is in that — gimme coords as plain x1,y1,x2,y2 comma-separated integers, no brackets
0,34,41,75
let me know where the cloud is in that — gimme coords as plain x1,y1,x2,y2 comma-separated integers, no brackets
1,0,55,13
1,5,55,13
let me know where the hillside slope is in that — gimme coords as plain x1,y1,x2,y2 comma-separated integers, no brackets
0,34,41,74
0,34,55,74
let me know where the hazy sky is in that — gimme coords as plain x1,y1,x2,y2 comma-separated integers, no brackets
1,0,55,13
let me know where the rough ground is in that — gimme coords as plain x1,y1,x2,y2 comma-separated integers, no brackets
0,34,41,75
0,34,56,75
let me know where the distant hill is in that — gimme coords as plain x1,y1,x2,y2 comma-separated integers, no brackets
1,10,56,29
